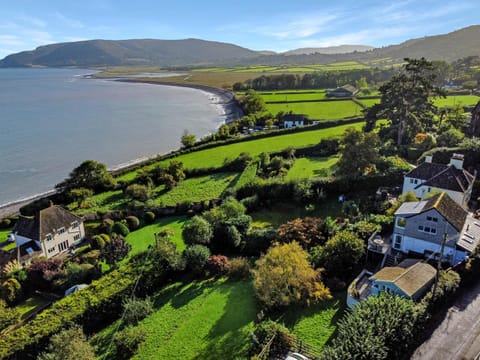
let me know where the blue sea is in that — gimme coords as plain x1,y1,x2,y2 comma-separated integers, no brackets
0,68,225,206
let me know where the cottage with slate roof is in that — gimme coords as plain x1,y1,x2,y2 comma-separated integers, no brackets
9,204,84,266
326,84,358,97
393,192,480,265
402,154,476,208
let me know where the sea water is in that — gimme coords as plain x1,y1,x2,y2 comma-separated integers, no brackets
0,68,224,206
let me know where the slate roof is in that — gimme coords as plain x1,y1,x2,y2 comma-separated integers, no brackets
395,192,468,232
13,205,82,241
406,162,475,193
371,259,436,298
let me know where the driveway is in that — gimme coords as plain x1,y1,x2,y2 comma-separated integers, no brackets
412,279,480,360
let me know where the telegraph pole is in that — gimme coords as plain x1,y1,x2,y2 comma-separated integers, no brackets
432,224,448,300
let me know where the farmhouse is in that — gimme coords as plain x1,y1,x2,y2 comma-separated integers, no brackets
392,192,480,265
402,154,476,208
326,84,358,97
9,204,84,266
283,114,308,128
347,259,436,309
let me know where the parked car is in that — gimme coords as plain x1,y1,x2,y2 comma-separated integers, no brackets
64,283,88,297
285,353,309,360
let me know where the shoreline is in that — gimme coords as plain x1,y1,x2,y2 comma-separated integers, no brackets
0,77,243,218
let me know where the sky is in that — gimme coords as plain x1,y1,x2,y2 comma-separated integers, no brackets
1,0,479,59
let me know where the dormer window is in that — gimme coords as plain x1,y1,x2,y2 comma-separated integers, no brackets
72,221,79,228
46,234,53,241
57,227,66,235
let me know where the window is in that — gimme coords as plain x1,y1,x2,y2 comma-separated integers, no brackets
394,235,402,250
396,218,407,228
46,234,53,241
426,216,438,222
48,247,56,254
72,221,79,228
57,227,65,235
58,240,69,252
410,178,414,184
418,225,437,234
73,234,81,241
414,179,418,184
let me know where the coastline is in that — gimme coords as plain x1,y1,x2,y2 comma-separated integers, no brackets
0,77,243,219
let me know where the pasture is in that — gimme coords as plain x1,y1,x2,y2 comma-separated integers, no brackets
285,156,338,180
265,100,364,120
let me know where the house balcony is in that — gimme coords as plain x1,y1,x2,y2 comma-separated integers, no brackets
367,231,392,255
346,269,373,309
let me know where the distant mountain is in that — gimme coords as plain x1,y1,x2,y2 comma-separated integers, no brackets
0,38,260,67
283,45,373,56
2,25,480,68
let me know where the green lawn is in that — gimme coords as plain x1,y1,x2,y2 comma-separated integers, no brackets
434,95,480,107
285,156,338,180
282,292,345,349
75,172,238,215
93,279,258,360
0,228,11,242
357,98,381,108
150,122,363,171
15,296,51,320
261,91,327,102
232,162,258,190
265,100,364,120
250,199,341,229
126,216,188,254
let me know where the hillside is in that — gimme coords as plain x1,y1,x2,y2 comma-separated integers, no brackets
2,25,480,68
0,38,260,67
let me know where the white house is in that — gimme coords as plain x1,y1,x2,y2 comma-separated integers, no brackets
9,204,85,267
347,259,436,309
392,192,480,266
402,154,475,209
283,114,308,129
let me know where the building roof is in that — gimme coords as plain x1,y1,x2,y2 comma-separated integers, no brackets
395,192,468,232
13,205,82,241
458,215,480,252
406,162,475,193
371,259,436,298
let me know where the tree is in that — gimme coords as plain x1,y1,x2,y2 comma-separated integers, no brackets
38,324,95,360
320,292,422,360
277,217,327,248
122,297,154,326
112,222,130,237
437,128,464,147
125,183,152,202
100,235,131,268
252,241,331,309
376,58,445,145
336,127,380,177
68,188,93,204
241,89,266,115
56,160,115,193
310,231,365,281
181,130,196,147
182,216,213,245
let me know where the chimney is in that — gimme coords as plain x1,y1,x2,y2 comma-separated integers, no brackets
425,155,433,163
449,153,464,170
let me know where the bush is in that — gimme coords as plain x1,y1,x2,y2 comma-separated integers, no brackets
0,218,11,229
206,255,230,275
250,320,297,358
183,245,211,274
144,211,155,224
112,222,130,237
126,216,140,231
0,299,20,332
437,128,465,147
228,257,251,279
91,235,106,249
122,297,154,326
182,216,213,245
242,229,276,256
113,326,147,360
125,183,152,202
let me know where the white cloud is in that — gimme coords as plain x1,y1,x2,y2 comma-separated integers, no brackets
0,35,25,47
17,15,47,28
55,11,84,29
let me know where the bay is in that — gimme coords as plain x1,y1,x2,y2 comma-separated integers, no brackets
0,68,225,206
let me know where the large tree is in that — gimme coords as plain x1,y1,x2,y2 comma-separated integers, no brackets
376,58,445,145
38,324,95,360
56,160,115,193
252,241,331,309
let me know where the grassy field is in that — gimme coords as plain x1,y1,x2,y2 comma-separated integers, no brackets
0,228,11,241
260,91,327,102
249,199,341,229
233,162,258,190
434,95,480,107
285,156,338,180
265,100,364,120
92,278,343,359
150,122,363,171
15,296,51,320
126,216,188,255
75,172,238,215
357,98,381,108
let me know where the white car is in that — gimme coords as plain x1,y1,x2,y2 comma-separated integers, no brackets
285,353,309,360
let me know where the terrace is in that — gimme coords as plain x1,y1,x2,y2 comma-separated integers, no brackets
367,230,392,255
346,269,373,309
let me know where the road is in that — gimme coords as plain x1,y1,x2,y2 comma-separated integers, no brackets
412,279,480,360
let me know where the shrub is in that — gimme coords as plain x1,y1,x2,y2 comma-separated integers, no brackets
437,128,465,147
0,278,22,304
112,222,130,237
125,183,152,202
100,235,132,268
206,255,230,275
183,245,211,274
420,270,461,312
0,218,11,229
182,215,213,245
240,194,260,211
126,216,140,231
144,211,155,224
38,324,95,360
122,297,154,326
113,326,147,360
91,235,106,249
228,257,251,279
0,299,20,331
250,320,297,358
242,229,276,256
